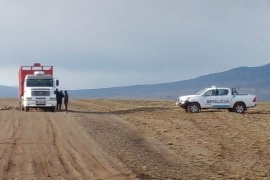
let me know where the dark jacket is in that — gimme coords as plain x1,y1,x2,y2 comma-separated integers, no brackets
57,91,64,102
64,92,69,104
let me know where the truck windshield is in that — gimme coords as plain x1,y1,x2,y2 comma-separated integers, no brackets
26,79,53,87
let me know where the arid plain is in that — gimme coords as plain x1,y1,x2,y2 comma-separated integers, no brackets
0,98,270,179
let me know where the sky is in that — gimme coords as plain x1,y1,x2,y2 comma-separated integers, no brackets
0,0,269,90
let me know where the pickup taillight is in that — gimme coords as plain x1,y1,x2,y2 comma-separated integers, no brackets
253,97,256,102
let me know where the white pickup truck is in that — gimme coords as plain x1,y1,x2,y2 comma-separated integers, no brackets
176,86,256,113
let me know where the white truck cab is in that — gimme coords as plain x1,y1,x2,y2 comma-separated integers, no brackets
21,73,59,112
176,86,256,113
19,63,59,112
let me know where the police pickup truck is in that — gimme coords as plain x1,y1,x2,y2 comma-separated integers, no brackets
176,86,256,113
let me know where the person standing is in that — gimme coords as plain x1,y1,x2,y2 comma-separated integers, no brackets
57,90,64,111
64,90,69,111
54,88,60,111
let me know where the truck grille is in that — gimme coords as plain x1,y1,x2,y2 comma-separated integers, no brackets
32,91,50,96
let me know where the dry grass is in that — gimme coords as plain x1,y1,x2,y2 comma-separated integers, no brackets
71,99,270,179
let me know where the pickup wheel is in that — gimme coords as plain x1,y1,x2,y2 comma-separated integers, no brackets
187,102,200,113
233,102,246,114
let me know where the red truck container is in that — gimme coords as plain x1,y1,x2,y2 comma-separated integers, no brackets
18,63,54,97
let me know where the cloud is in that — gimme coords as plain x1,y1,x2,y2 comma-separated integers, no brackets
0,0,269,89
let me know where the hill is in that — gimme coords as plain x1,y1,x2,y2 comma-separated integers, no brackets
1,63,270,101
0,85,17,98
68,63,270,101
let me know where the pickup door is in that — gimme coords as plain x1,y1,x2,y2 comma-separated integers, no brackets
201,89,231,109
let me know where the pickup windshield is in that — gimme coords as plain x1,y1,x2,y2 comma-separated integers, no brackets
195,88,207,95
26,79,54,87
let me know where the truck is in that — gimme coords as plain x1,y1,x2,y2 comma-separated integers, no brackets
18,63,59,112
176,86,256,113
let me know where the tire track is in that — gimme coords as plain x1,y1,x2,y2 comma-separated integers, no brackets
0,105,135,179
0,110,23,179
47,113,127,179
73,112,208,179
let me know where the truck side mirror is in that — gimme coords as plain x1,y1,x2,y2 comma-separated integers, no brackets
56,80,59,86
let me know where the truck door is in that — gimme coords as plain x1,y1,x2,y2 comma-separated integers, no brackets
214,89,231,108
202,89,218,108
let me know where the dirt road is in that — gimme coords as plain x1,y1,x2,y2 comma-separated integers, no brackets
0,99,135,180
1,98,270,179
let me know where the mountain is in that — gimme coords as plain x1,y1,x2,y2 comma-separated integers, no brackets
68,63,270,101
1,63,270,101
0,85,17,98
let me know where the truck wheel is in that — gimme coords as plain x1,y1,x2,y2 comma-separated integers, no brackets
233,103,246,114
25,107,29,112
187,103,200,113
50,107,56,112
